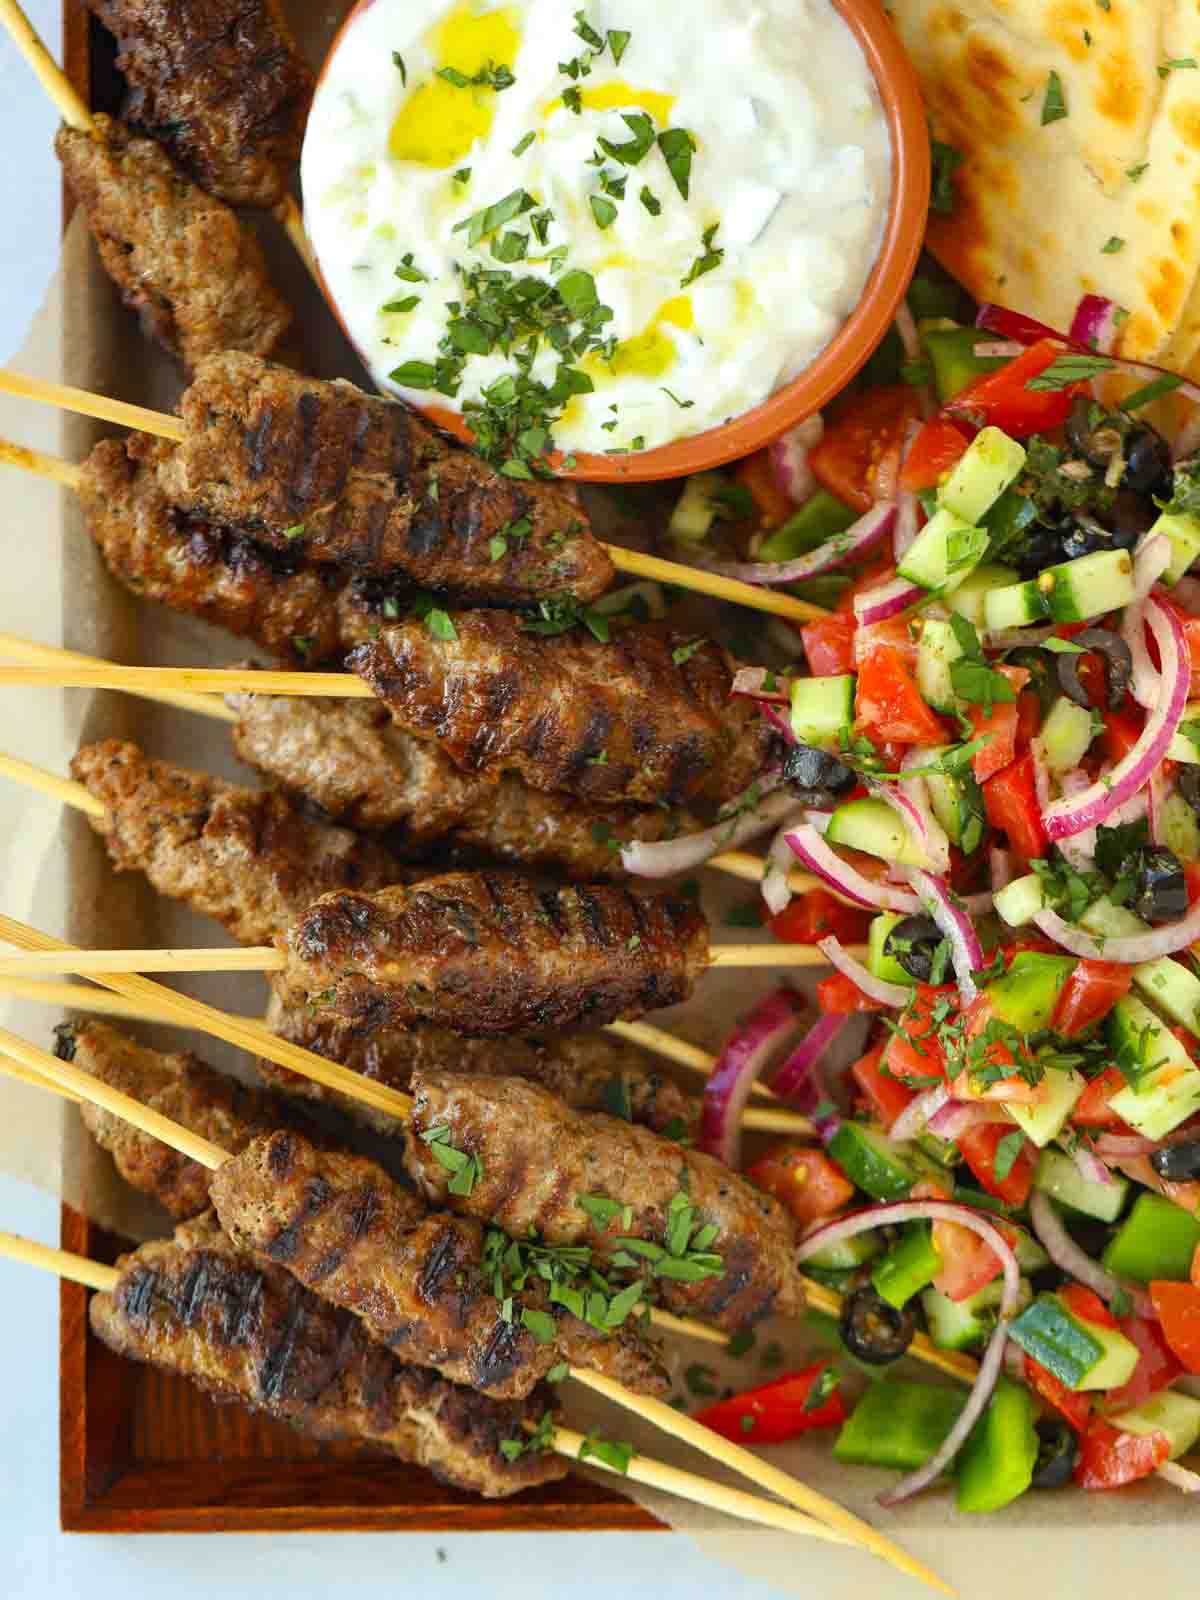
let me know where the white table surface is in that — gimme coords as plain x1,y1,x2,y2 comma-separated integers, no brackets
0,6,790,1593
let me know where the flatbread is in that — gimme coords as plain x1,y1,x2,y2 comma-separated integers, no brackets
889,0,1200,374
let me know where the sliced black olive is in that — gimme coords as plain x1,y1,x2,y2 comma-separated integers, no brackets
883,914,944,983
1121,427,1173,496
1109,489,1159,547
1013,524,1070,579
1134,846,1189,925
1032,1420,1078,1490
839,1286,915,1365
1180,764,1200,817
1061,514,1127,563
781,743,855,803
1149,1139,1200,1183
1005,646,1058,715
1055,627,1131,711
1064,395,1109,463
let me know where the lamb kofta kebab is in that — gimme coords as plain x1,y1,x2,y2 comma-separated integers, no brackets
0,357,830,623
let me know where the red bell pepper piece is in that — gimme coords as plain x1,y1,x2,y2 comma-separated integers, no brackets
850,1042,916,1131
1193,1243,1200,1288
1100,706,1144,765
816,973,888,1014
769,889,871,946
1105,1314,1184,1411
734,450,795,532
956,1122,1037,1208
1073,1067,1131,1129
1023,1354,1092,1432
855,644,947,746
1052,962,1133,1037
1059,1284,1117,1329
1149,1281,1200,1374
898,416,971,492
800,613,857,677
983,752,1048,865
946,338,1084,438
695,1361,847,1444
1075,1419,1169,1491
746,1145,855,1228
809,386,920,513
966,665,1028,782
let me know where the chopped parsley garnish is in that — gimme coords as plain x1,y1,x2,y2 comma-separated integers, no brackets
282,523,305,540
930,136,963,215
578,1431,634,1474
671,637,706,666
705,480,755,521
382,294,420,314
1101,235,1125,254
948,614,1017,713
727,1327,756,1358
1161,459,1200,518
436,61,515,91
1041,71,1068,125
453,187,537,246
419,1123,482,1196
561,83,584,113
608,29,631,64
521,1307,557,1343
802,1365,840,1413
598,110,656,168
640,185,662,216
392,52,407,85
1025,352,1116,390
991,1130,1027,1183
1119,373,1183,411
681,222,723,288
1159,57,1198,77
411,593,459,642
658,127,697,199
683,1363,719,1397
590,193,618,229
1126,162,1149,182
724,900,765,929
573,10,605,48
499,1410,556,1462
521,596,610,641
512,130,536,157
661,386,693,409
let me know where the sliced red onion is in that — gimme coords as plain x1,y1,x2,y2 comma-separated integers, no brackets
700,990,806,1167
1056,769,1097,869
769,1012,849,1104
1069,294,1122,355
768,414,824,505
784,825,920,912
1123,601,1162,711
990,847,1012,892
904,870,984,1004
926,1099,1010,1140
959,891,995,916
620,784,795,878
760,701,797,747
710,502,896,586
864,777,935,871
972,339,1026,359
730,666,789,703
894,300,922,363
975,304,1069,346
1093,1133,1159,1158
1157,1461,1200,1493
853,574,927,627
1072,1145,1115,1188
1133,533,1172,602
900,749,951,875
762,827,798,916
1029,1190,1154,1319
1031,742,1052,814
817,934,910,1007
1043,596,1188,840
1035,898,1200,963
889,1084,952,1144
893,490,919,560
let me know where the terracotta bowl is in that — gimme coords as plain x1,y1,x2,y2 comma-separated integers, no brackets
310,0,930,482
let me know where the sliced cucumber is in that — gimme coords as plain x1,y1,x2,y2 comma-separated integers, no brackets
825,796,930,867
897,507,988,593
1167,708,1200,764
1158,790,1200,865
915,619,964,713
1132,956,1200,1041
924,759,986,853
1107,994,1200,1139
1037,696,1096,775
938,427,1026,526
868,912,913,987
1034,1147,1129,1223
1006,1070,1085,1148
1147,509,1200,586
920,1277,1032,1352
986,951,1075,1032
949,563,1021,629
1113,1392,1200,1461
1008,1293,1140,1391
802,1230,884,1271
1039,549,1136,624
1079,897,1148,940
983,578,1050,633
827,1123,920,1202
993,873,1047,927
789,674,855,750
668,472,728,542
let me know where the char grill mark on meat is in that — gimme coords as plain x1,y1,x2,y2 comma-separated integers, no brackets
406,1072,805,1333
79,438,345,668
59,1017,302,1219
256,991,698,1139
70,739,403,946
209,1130,668,1400
90,1213,566,1496
276,871,710,1037
227,692,702,878
349,612,776,809
155,353,614,598
82,0,314,208
56,118,293,374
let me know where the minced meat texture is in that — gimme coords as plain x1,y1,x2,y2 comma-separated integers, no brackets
91,1213,566,1496
83,0,314,207
57,117,292,373
274,870,710,1037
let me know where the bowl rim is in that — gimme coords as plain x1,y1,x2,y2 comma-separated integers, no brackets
308,0,931,484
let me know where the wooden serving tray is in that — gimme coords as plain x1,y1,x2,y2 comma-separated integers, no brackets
55,1,659,1535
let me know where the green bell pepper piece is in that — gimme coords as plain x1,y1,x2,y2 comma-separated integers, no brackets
1102,1192,1200,1284
833,1380,966,1472
757,489,857,564
955,1377,1039,1513
924,326,1008,403
871,1223,943,1310
786,574,851,608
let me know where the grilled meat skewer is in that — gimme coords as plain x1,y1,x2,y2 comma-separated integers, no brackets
92,1212,566,1497
71,739,408,948
276,871,709,1037
210,1127,669,1400
350,611,776,809
82,0,313,208
153,353,615,598
58,117,293,373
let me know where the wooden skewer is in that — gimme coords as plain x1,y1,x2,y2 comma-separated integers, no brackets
0,370,830,625
0,633,236,723
0,437,81,489
0,1034,948,1586
0,1230,851,1547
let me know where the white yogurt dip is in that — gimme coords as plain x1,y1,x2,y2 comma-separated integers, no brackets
303,0,890,462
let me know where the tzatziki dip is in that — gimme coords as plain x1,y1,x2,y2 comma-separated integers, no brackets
304,0,890,466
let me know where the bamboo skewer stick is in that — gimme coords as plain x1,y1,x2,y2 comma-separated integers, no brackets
0,1036,947,1587
0,437,81,489
0,1230,851,1547
0,633,237,723
0,370,830,624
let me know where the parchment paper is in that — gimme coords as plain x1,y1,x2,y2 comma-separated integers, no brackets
0,3,1194,1590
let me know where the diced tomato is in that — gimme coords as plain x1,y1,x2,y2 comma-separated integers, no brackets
932,1215,1006,1302
837,556,897,615
800,613,856,677
1193,1243,1200,1288
1016,689,1041,744
1100,707,1144,765
1052,962,1133,1037
1109,1154,1200,1215
1075,1419,1169,1491
734,450,795,532
817,972,888,1014
1073,1067,1130,1130
882,985,952,1090
855,644,947,746
810,385,920,513
1149,1281,1200,1374
983,753,1048,865
1105,1315,1184,1411
1059,1284,1117,1330
769,889,872,947
947,993,1043,1104
747,1145,855,1228
850,1042,917,1131
946,338,1085,438
966,665,1028,782
1023,1354,1091,1432
898,417,971,492
956,1121,1037,1208
696,1361,847,1444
